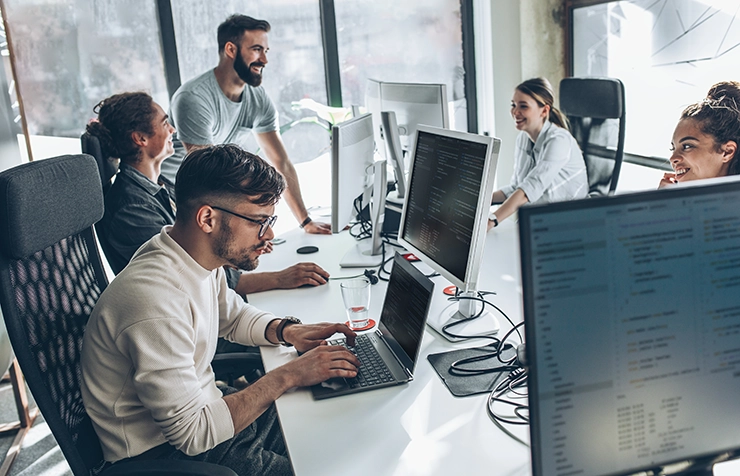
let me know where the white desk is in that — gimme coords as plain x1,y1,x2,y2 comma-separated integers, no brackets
250,221,531,476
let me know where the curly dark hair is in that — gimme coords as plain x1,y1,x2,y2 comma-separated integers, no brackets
681,83,740,175
86,92,156,164
175,144,286,220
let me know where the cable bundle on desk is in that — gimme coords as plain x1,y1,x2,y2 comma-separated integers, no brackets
487,365,529,446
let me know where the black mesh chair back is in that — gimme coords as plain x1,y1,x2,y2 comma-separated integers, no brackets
0,155,108,474
0,156,237,476
81,131,119,195
559,77,626,196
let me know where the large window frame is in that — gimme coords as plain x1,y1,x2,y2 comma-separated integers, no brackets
565,0,672,172
155,0,478,134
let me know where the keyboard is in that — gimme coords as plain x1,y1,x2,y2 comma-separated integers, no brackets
329,334,395,388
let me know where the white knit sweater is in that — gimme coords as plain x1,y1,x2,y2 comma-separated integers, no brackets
81,226,277,462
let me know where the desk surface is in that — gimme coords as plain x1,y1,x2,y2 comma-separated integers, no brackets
250,221,530,476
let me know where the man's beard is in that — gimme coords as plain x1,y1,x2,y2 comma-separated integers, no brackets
234,46,264,87
214,218,264,271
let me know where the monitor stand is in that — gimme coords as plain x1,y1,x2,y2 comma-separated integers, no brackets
427,291,500,342
341,160,387,268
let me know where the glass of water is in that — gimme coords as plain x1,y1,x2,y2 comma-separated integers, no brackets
340,277,371,330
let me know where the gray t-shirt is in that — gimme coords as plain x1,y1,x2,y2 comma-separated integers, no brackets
162,69,279,182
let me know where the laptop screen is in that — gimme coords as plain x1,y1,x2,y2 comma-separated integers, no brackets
519,180,740,476
378,253,435,369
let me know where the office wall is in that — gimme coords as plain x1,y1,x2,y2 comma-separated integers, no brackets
482,0,565,189
486,0,521,188
520,0,566,86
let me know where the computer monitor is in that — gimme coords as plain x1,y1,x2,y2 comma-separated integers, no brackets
398,125,500,342
365,79,449,205
330,112,387,268
331,112,375,234
519,178,740,476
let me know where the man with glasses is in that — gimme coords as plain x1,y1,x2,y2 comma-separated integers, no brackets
165,14,331,235
81,144,360,475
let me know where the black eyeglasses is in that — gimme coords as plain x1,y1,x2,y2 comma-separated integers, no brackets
211,206,277,238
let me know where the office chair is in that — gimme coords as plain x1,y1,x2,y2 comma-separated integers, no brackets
559,77,626,196
0,155,236,476
81,131,119,195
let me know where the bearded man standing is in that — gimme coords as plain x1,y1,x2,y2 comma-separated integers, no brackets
164,14,330,234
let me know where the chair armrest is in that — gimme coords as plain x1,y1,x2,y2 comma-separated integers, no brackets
212,352,265,385
100,459,237,476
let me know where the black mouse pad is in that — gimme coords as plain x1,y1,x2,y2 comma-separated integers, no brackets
427,344,517,397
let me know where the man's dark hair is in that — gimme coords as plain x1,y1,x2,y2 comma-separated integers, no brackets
217,14,271,52
175,144,285,220
86,92,156,163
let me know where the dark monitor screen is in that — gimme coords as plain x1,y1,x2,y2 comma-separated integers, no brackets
401,130,489,283
378,253,435,369
519,179,740,476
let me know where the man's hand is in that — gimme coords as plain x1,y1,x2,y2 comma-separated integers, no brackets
282,322,356,353
303,220,332,235
659,172,677,188
274,262,329,288
279,345,360,388
263,241,274,254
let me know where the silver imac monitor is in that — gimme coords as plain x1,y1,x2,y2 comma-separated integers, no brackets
519,178,740,476
365,79,449,205
331,112,387,268
331,112,375,234
398,125,500,342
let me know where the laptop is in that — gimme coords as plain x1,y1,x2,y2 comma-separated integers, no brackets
310,252,435,400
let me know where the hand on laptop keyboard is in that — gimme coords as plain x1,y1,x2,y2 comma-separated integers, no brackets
281,321,357,352
282,344,361,388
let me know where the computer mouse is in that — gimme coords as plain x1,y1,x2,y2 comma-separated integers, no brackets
296,245,319,254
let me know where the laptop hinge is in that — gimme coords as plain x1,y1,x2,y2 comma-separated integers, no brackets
376,329,413,379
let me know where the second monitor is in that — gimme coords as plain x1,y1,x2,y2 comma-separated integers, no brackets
366,79,450,205
398,125,501,341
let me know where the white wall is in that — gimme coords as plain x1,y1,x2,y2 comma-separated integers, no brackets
478,0,523,189
475,0,569,189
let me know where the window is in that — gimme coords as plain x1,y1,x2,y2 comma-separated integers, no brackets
571,0,740,161
171,0,330,164
2,0,168,159
334,0,467,131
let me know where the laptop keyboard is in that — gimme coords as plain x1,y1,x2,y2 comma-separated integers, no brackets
329,334,395,388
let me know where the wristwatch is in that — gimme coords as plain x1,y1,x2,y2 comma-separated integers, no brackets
299,216,312,229
275,316,302,346
488,212,499,228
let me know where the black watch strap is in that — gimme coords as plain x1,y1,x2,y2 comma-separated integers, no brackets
276,316,302,346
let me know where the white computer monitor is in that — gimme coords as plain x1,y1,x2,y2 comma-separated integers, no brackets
398,125,501,342
330,112,387,268
331,113,375,234
365,79,449,204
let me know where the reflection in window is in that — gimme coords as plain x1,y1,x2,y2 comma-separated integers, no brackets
334,0,467,131
171,1,329,164
573,0,740,159
2,0,168,139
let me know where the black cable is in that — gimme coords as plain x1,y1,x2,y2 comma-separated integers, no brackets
486,367,530,446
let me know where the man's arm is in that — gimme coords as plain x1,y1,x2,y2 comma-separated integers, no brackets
255,131,331,234
223,320,359,433
234,262,330,294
